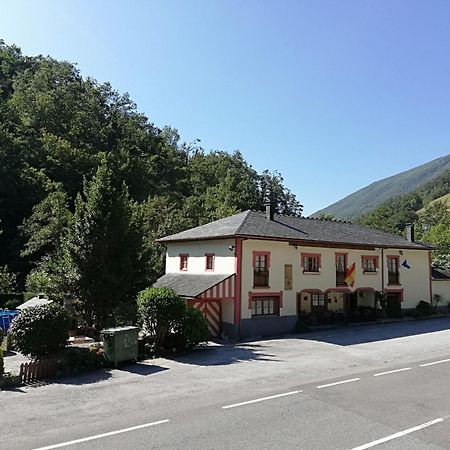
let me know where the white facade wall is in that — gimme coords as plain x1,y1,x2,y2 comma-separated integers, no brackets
432,280,450,306
241,239,431,320
165,239,235,274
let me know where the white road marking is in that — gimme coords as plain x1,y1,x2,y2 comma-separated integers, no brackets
420,358,450,367
33,419,170,450
317,378,360,389
222,390,301,409
373,367,412,377
350,417,444,450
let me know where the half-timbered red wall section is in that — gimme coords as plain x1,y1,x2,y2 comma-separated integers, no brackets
197,275,235,300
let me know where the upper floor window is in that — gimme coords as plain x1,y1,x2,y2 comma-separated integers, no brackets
301,253,321,273
387,256,400,285
253,251,270,287
179,254,189,271
205,253,215,271
362,255,378,273
335,253,347,285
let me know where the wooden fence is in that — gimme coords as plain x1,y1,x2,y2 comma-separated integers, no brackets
19,357,58,384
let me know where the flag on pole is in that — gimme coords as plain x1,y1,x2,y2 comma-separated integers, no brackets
401,260,411,269
345,262,356,287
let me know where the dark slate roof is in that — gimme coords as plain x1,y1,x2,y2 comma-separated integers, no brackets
432,266,450,280
153,273,234,298
158,210,431,250
158,210,249,243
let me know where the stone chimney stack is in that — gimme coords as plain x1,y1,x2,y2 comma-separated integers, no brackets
265,201,274,221
406,223,415,242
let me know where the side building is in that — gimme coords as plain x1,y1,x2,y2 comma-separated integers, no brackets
155,209,432,338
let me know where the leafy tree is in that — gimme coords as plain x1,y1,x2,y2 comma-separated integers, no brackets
0,40,303,308
0,265,16,294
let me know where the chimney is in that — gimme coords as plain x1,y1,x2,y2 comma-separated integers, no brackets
406,223,415,242
265,201,274,221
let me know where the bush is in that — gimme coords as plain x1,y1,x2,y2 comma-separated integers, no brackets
9,304,71,359
416,300,433,317
137,287,210,353
175,308,210,350
62,345,107,374
137,287,186,347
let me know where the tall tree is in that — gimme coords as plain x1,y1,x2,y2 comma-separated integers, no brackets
66,155,143,329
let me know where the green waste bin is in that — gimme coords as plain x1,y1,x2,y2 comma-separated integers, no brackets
101,326,139,366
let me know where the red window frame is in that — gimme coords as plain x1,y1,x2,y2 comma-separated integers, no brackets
387,255,400,285
205,253,215,271
248,291,283,313
361,255,379,273
252,251,270,287
179,253,189,271
301,253,321,273
335,253,348,285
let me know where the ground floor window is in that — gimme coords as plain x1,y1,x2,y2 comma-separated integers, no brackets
252,297,280,317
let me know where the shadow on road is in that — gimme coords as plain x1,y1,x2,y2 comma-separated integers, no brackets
54,369,113,386
118,362,169,376
300,317,450,346
171,343,281,366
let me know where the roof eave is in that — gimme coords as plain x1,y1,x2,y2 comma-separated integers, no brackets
156,234,237,244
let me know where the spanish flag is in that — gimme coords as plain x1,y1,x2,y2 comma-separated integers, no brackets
345,262,356,287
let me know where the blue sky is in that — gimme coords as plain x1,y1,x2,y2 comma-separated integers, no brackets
1,1,449,215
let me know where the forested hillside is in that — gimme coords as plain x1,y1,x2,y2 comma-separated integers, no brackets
313,154,450,219
356,169,450,266
0,41,301,325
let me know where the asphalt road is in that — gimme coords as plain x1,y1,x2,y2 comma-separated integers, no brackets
2,318,450,450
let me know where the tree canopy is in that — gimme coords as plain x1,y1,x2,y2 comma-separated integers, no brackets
0,40,302,326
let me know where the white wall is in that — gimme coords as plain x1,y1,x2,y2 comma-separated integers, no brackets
432,280,450,307
165,239,236,274
241,239,431,320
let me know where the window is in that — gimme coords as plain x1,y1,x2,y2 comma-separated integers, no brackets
362,255,378,273
284,264,293,290
179,254,188,271
336,253,347,285
387,256,400,285
205,253,215,271
301,253,321,273
252,297,279,317
253,252,270,287
311,293,326,312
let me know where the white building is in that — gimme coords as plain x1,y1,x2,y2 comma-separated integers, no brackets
155,209,433,338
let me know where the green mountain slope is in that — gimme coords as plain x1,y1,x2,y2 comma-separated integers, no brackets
312,154,450,219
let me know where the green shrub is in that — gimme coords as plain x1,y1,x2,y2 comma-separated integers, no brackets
137,287,186,347
62,345,107,374
137,287,210,353
9,304,71,359
175,307,210,350
416,300,433,317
